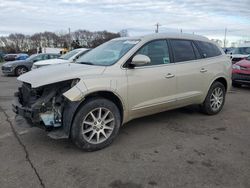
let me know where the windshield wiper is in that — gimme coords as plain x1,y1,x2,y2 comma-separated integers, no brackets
78,62,94,65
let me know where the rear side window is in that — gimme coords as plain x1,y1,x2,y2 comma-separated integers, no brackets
50,54,59,59
170,39,196,62
195,41,222,58
42,54,49,60
136,40,171,66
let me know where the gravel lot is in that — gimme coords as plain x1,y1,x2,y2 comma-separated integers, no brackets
0,69,250,188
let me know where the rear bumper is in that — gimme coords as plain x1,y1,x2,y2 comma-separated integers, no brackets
232,73,250,85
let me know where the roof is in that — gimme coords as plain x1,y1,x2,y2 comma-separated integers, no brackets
114,32,210,42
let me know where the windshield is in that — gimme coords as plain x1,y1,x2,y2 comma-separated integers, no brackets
60,49,81,60
76,39,140,66
232,47,250,55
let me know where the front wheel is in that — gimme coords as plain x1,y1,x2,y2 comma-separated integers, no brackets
71,97,121,151
15,66,28,76
201,82,226,115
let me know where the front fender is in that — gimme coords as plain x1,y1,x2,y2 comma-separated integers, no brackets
63,80,88,101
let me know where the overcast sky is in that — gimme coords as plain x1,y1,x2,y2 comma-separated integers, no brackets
1,0,250,43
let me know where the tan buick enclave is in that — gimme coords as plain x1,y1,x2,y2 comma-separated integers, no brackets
13,33,231,151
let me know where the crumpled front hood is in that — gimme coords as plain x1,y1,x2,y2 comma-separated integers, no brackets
3,60,26,66
18,63,106,88
34,59,69,66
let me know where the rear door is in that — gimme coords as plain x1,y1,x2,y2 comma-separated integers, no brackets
170,39,205,105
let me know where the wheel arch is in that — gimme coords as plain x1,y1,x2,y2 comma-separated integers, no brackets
62,90,125,138
83,91,124,122
202,76,229,103
213,77,228,91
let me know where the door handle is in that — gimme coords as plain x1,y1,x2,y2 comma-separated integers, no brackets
165,73,175,78
200,68,208,73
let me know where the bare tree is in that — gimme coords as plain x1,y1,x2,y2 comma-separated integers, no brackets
0,29,121,53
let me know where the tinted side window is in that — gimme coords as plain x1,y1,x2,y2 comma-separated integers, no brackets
171,39,196,62
196,41,222,58
136,40,170,66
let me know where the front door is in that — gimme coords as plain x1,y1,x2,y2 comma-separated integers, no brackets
126,39,177,119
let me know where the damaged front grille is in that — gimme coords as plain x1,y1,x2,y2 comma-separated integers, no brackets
18,83,43,107
16,80,73,127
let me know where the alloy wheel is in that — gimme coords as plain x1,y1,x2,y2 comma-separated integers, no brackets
17,67,27,75
210,87,224,111
81,107,115,144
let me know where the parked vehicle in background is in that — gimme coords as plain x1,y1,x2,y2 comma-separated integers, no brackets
13,33,231,151
31,48,90,69
15,53,29,60
230,44,250,64
40,47,66,54
4,54,18,61
223,47,235,54
2,53,60,76
232,55,250,87
0,51,5,62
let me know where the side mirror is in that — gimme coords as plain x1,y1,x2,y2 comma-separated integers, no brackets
131,54,151,66
33,59,38,63
73,56,79,62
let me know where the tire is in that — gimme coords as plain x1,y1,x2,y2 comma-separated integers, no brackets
71,97,121,151
232,82,241,88
15,66,28,76
201,82,226,115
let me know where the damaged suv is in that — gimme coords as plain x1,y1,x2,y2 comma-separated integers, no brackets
13,33,231,151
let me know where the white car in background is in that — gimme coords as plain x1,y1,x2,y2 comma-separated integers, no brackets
31,48,90,69
230,43,250,64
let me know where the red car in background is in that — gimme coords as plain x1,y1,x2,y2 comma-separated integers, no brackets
232,56,250,87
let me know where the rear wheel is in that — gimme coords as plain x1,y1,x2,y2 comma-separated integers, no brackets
15,66,28,76
201,82,226,115
71,97,121,151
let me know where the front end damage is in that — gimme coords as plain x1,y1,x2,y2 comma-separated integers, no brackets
12,79,82,139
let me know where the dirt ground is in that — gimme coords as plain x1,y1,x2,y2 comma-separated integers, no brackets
0,70,249,188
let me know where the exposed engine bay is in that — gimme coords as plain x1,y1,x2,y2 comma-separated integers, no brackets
14,79,79,129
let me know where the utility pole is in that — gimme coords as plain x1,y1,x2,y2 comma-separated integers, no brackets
223,28,227,48
68,27,71,50
155,23,161,33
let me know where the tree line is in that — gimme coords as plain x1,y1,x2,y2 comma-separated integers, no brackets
0,30,122,54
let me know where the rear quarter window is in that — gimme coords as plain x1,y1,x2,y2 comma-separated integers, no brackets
195,41,222,58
